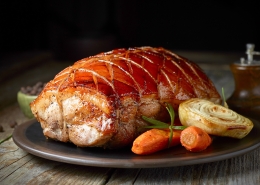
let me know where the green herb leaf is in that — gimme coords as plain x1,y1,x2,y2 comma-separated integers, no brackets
170,125,187,130
142,116,169,128
144,125,169,129
166,103,175,127
166,103,175,147
221,87,228,108
0,135,12,145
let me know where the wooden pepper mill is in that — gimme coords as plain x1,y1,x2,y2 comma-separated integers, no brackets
227,44,260,118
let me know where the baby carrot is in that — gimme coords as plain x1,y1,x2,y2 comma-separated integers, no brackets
131,129,181,155
180,126,212,152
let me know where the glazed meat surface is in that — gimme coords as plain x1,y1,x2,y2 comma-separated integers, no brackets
30,47,221,148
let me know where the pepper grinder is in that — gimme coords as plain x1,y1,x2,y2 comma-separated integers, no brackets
227,43,260,118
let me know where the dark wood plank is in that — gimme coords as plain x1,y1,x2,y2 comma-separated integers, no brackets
0,138,113,185
131,149,260,184
0,104,29,142
106,168,141,185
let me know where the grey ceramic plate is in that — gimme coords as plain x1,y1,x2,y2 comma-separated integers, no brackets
13,118,260,168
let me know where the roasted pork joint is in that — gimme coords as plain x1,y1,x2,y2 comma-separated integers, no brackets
30,47,221,148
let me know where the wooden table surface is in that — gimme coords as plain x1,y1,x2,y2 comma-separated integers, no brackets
1,51,260,185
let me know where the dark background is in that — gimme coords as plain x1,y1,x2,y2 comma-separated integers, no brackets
1,0,259,61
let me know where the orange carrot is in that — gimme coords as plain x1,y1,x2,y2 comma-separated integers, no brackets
180,126,212,152
131,129,182,155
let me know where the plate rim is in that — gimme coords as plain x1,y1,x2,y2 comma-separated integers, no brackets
13,118,260,168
